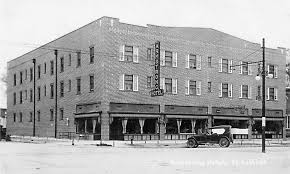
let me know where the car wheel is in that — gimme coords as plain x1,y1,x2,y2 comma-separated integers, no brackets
219,137,230,148
187,139,198,148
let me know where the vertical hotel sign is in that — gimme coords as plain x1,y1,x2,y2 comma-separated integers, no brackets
151,41,164,97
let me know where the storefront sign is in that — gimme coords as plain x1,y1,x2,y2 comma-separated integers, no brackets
151,41,164,97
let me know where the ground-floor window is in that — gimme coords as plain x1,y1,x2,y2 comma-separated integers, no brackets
213,119,248,129
126,119,141,134
287,116,290,129
75,118,101,135
252,120,283,138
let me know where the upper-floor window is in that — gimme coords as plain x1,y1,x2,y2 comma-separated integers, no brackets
13,74,16,86
44,63,46,74
68,79,71,92
76,77,81,94
160,78,177,94
60,108,64,120
90,46,94,64
219,83,232,98
37,110,40,122
30,68,33,81
186,54,201,70
50,83,54,99
60,57,64,72
239,61,252,75
19,91,23,104
219,59,232,73
20,71,23,84
25,69,27,80
50,60,54,75
185,80,201,95
50,109,54,121
37,65,41,79
267,64,278,78
77,52,81,67
44,85,46,97
13,92,16,105
208,57,212,67
30,89,33,102
208,82,212,93
161,50,177,67
68,54,72,66
267,87,278,101
37,86,41,101
119,74,138,91
147,76,152,88
19,112,23,122
89,75,94,92
147,48,153,61
240,85,251,99
60,81,64,97
13,113,16,122
119,45,139,63
25,90,27,100
29,112,32,122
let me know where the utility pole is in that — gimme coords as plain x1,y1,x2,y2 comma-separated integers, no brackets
33,58,36,137
54,50,58,138
262,38,266,153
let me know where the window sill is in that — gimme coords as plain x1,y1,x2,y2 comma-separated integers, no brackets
239,97,251,100
185,94,200,96
89,90,94,93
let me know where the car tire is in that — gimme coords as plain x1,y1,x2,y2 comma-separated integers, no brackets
187,139,198,148
219,137,230,148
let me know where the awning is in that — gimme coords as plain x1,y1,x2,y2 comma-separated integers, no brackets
110,114,159,118
253,117,284,121
166,115,208,119
213,116,249,120
74,113,100,118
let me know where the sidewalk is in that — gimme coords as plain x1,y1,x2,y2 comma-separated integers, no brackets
7,135,290,148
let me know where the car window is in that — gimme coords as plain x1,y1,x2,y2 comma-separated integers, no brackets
211,128,225,134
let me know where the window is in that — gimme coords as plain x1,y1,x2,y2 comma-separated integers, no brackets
257,85,261,100
50,60,54,75
165,78,173,93
208,57,212,67
44,63,46,74
287,116,290,129
37,110,40,122
147,48,153,60
241,62,248,75
60,108,64,120
13,113,16,122
165,51,173,67
25,90,27,100
68,54,71,66
37,86,41,101
268,64,278,78
267,87,278,101
68,80,71,92
77,52,81,67
220,59,232,73
124,45,133,62
13,92,16,105
89,75,94,92
119,74,138,91
208,82,212,93
189,54,196,69
19,112,22,122
186,80,201,95
19,91,23,104
13,74,16,86
29,112,32,122
30,68,33,81
60,57,64,72
37,65,41,79
76,78,81,94
220,83,232,98
147,76,152,88
44,85,46,96
30,89,33,102
20,71,23,84
25,69,27,80
124,75,133,91
50,83,54,99
50,109,54,121
90,46,94,64
240,85,251,99
60,81,64,97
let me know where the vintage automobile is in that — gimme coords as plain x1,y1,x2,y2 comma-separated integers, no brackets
187,125,233,148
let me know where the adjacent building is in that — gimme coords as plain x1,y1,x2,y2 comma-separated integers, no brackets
7,16,287,140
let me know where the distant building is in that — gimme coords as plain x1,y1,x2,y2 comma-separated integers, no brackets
0,108,7,138
6,16,287,140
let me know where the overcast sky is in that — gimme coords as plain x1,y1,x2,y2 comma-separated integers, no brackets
0,0,290,108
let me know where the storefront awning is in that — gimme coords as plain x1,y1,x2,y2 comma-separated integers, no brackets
253,117,284,121
213,116,249,120
166,115,208,119
110,114,159,118
74,113,100,118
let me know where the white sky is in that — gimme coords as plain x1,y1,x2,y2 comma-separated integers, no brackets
0,0,290,108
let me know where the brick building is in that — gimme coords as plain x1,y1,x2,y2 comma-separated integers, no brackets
7,16,287,140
